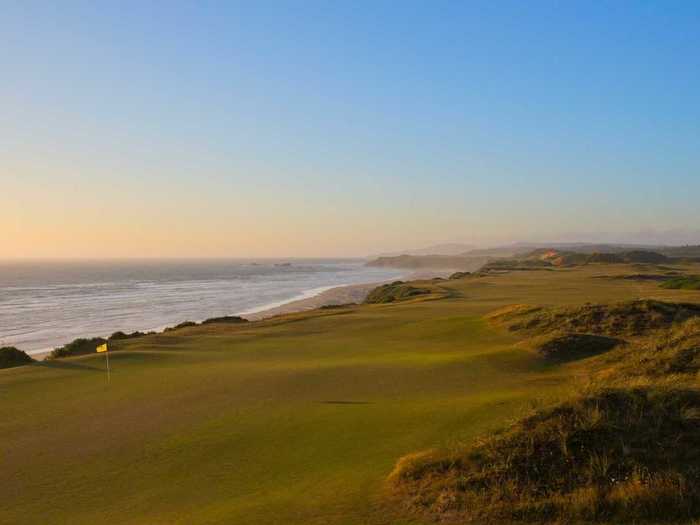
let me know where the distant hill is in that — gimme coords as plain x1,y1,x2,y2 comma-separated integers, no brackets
479,248,673,271
460,242,668,258
528,242,665,254
366,254,488,271
658,245,700,257
371,243,475,257
539,248,670,265
450,242,673,260
368,243,700,270
458,246,529,258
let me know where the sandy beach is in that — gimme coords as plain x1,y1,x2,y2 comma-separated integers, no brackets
242,282,379,320
244,269,449,321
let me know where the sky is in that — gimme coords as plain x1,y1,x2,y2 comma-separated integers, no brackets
2,1,700,258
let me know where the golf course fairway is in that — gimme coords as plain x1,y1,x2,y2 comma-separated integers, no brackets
3,264,700,524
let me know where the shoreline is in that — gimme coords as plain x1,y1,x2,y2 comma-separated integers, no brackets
26,281,381,361
242,269,447,321
25,269,447,361
241,281,380,321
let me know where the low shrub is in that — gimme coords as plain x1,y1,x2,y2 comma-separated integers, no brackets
201,315,248,325
595,273,675,282
320,303,355,310
0,347,34,369
164,321,198,332
109,330,150,340
364,282,431,304
48,337,107,359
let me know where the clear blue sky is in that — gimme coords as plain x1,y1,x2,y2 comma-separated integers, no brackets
3,1,699,257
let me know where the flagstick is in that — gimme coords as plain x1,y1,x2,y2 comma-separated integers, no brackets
105,348,111,384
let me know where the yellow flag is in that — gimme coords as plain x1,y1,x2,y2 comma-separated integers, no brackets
96,343,108,353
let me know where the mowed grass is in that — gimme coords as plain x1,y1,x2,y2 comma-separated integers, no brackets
2,264,699,524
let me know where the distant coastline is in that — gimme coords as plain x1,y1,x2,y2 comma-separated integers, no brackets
2,259,406,358
25,267,452,361
25,276,415,361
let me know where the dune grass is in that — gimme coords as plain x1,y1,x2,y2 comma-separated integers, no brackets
363,280,433,304
388,387,700,524
2,264,700,524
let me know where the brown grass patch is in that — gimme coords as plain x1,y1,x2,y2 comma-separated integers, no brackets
489,300,700,338
388,387,700,523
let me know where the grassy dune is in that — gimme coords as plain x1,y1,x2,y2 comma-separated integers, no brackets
3,263,700,524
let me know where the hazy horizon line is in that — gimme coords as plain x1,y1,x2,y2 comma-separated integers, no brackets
3,239,700,263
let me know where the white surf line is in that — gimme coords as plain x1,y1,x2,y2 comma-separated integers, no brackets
235,284,343,316
21,275,408,357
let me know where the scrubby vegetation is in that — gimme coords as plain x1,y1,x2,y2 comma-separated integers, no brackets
201,315,248,325
109,330,151,340
46,331,151,359
448,271,471,280
319,303,355,309
164,321,198,332
388,387,700,524
163,316,248,332
599,318,700,383
597,273,675,282
46,316,249,358
48,337,107,359
364,281,431,304
661,276,700,290
490,299,700,337
0,347,34,369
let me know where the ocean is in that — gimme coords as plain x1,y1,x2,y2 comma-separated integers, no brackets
0,259,404,355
